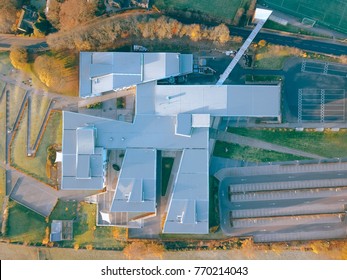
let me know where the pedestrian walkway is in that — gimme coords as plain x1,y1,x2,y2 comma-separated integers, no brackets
211,129,324,160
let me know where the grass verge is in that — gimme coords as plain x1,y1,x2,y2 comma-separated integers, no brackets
213,141,308,162
6,83,26,130
228,127,347,158
245,75,282,83
0,93,6,162
29,94,51,148
263,20,332,38
0,168,5,222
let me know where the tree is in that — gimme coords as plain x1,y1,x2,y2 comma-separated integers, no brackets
59,0,98,31
123,241,165,260
246,0,257,19
9,46,28,70
46,0,62,29
233,8,244,26
33,55,66,89
210,24,231,44
258,40,267,48
0,1,19,33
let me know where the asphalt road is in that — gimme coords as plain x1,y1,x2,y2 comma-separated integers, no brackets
0,34,47,49
229,27,347,56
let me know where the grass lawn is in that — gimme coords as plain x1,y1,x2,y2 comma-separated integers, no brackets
154,0,252,22
0,94,6,162
228,127,347,158
162,157,174,196
0,52,13,76
11,110,62,186
60,203,125,250
6,200,46,244
0,168,6,223
214,141,308,162
254,56,288,70
245,74,282,83
262,0,347,33
6,83,26,131
29,94,51,148
49,200,78,221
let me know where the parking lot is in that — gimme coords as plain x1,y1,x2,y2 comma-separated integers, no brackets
219,162,347,242
302,61,347,78
283,60,347,123
298,88,345,122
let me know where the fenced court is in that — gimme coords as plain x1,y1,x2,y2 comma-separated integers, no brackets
298,88,345,122
262,0,347,33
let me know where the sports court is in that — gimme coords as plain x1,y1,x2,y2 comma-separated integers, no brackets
261,0,347,33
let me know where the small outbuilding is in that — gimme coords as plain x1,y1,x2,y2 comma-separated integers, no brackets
50,220,73,242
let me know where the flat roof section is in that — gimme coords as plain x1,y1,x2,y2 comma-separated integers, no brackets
79,52,193,98
61,114,105,190
163,149,209,234
63,111,209,150
111,149,157,213
138,84,281,117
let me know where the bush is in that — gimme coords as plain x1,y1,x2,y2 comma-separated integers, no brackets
9,46,28,70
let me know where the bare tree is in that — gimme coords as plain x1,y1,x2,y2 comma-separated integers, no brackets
0,1,20,33
59,0,98,31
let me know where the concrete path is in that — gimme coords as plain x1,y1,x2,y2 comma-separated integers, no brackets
211,129,324,160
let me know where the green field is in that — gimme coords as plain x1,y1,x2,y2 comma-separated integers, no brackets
214,141,307,162
154,0,252,22
228,127,347,158
262,0,347,33
6,200,46,244
11,110,62,186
